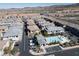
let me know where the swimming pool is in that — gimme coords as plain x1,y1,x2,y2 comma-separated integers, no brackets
46,36,68,44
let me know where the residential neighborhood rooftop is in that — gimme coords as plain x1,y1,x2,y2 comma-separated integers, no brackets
3,26,22,37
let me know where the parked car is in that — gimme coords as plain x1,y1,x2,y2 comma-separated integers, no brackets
30,40,33,43
30,42,34,46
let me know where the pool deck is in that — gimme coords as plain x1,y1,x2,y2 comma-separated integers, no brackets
44,44,59,48
45,36,69,44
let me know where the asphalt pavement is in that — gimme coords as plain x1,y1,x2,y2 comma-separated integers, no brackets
19,26,33,56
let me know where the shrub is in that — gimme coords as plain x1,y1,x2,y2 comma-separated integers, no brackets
43,31,49,37
11,47,19,55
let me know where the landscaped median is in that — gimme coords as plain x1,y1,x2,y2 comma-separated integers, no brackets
29,46,46,56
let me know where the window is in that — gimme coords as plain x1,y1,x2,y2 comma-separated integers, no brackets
56,31,58,32
2,29,4,31
16,36,18,37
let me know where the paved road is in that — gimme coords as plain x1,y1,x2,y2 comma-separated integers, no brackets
19,26,33,56
54,47,79,56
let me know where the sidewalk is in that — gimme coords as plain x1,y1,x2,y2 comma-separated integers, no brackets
62,45,79,50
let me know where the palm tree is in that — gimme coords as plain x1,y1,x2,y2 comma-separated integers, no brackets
4,39,13,55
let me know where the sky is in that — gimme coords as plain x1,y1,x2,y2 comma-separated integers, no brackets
0,3,73,9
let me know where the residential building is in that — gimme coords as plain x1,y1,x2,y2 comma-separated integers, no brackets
0,16,24,42
27,25,40,35
26,19,36,26
3,26,23,41
44,26,65,34
35,34,46,46
0,26,8,33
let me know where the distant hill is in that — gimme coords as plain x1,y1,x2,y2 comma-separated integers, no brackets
0,3,79,14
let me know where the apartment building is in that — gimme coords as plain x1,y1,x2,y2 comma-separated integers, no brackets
26,19,36,26
26,19,40,36
3,26,23,41
44,26,65,35
0,26,8,33
27,25,40,35
0,15,24,42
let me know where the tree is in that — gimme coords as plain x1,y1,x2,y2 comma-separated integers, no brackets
11,47,19,55
4,39,14,55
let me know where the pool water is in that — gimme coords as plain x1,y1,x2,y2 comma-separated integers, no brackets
46,36,66,44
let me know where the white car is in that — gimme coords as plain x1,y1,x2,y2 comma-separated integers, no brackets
30,40,33,43
30,42,34,46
